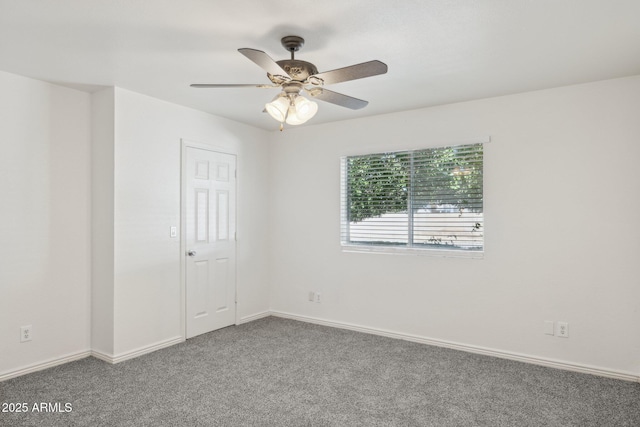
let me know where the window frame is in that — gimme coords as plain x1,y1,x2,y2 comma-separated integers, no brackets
340,138,489,258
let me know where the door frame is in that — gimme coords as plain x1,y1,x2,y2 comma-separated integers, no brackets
180,138,239,340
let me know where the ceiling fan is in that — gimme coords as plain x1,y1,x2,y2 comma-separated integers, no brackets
191,36,388,130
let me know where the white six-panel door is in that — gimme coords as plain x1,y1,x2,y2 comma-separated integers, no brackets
185,147,236,339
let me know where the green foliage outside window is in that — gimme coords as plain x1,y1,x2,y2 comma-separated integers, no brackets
347,153,409,222
347,145,483,223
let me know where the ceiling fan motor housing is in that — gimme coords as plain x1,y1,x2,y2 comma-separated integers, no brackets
271,60,319,83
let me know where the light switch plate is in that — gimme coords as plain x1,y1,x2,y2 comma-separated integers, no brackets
544,320,555,335
170,226,177,238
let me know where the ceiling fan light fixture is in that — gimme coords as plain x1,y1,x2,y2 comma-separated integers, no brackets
293,95,318,122
285,95,318,125
285,105,304,125
267,92,319,126
265,93,289,122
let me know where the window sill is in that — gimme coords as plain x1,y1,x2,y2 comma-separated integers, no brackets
341,244,484,259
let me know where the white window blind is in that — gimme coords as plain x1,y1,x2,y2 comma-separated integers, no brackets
340,143,483,254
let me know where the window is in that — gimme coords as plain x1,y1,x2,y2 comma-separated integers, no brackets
340,142,484,256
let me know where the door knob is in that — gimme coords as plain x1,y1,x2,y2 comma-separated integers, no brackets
187,250,196,257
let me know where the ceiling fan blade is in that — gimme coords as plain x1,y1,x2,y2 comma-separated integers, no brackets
190,84,277,88
307,88,368,110
238,48,290,79
309,60,387,86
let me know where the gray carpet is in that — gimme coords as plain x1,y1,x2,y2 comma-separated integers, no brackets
1,317,639,426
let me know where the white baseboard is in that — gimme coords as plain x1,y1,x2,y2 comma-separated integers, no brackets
237,310,271,325
0,350,91,382
270,310,640,383
91,336,184,364
4,315,636,384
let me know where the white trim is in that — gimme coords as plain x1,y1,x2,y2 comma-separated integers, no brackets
90,349,116,364
91,336,184,364
339,136,491,157
180,138,237,156
180,140,188,340
0,350,91,382
270,310,640,383
341,244,484,259
237,310,271,325
3,314,637,384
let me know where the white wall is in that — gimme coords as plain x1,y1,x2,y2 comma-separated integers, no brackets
110,88,270,356
268,76,640,376
0,71,91,377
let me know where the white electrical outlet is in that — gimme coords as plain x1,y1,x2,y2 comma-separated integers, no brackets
557,321,569,338
315,293,321,303
20,325,32,342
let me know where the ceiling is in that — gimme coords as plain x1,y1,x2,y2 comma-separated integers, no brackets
1,0,639,131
